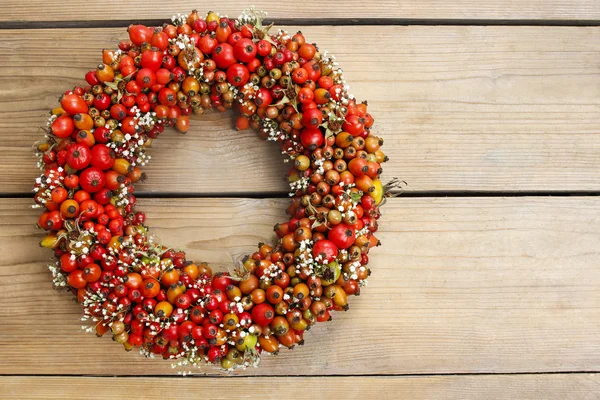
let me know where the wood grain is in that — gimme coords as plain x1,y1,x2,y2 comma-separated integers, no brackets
1,0,599,22
1,197,599,376
3,0,598,396
3,374,600,400
2,26,599,194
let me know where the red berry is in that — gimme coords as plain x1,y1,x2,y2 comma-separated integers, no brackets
251,303,275,326
212,43,236,69
141,48,163,71
203,323,218,339
51,115,74,139
328,224,356,249
65,143,92,170
93,93,111,110
226,63,249,87
302,108,323,129
90,144,115,170
193,19,207,33
312,239,339,263
300,127,324,150
79,167,106,193
136,68,157,88
128,24,152,46
256,40,272,57
175,293,192,309
343,114,364,137
61,93,88,115
233,38,257,63
93,126,111,143
150,28,169,51
212,274,232,291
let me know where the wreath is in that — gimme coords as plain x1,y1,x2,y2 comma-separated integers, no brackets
33,8,393,372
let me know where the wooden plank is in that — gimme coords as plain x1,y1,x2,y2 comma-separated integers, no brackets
1,26,599,195
1,0,599,22
1,197,599,375
4,374,600,400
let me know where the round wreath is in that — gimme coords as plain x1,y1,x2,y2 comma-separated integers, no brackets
33,8,391,372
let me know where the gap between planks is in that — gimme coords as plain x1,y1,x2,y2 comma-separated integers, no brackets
3,191,600,199
1,18,600,29
2,371,600,378
1,0,599,22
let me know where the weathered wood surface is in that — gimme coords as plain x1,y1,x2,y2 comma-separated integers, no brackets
3,4,599,397
1,197,599,375
4,374,600,400
2,26,599,194
1,0,599,22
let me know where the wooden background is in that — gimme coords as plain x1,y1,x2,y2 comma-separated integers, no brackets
0,1,599,399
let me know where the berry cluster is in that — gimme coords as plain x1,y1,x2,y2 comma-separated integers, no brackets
34,8,388,372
